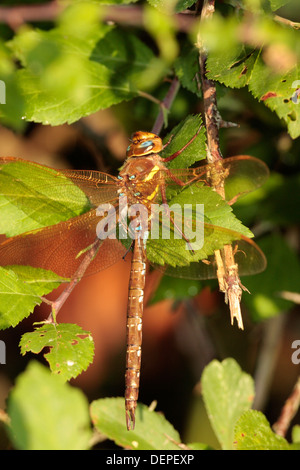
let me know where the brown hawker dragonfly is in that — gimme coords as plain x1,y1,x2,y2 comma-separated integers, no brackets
0,128,269,429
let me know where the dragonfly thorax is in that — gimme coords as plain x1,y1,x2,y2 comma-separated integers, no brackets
126,131,163,158
118,155,163,206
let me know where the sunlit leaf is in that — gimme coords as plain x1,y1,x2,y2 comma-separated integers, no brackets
174,43,202,98
90,397,182,450
0,158,91,237
202,358,254,450
234,410,290,450
7,361,91,450
147,184,253,268
161,114,206,168
20,323,94,381
8,8,155,125
0,266,67,330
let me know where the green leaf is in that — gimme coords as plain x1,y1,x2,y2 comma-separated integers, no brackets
174,43,202,98
90,28,161,90
248,54,300,139
234,410,290,450
242,233,300,321
206,47,260,89
148,0,197,13
269,0,291,10
0,267,42,330
161,114,206,168
0,40,25,130
7,265,69,296
70,0,139,4
0,158,91,236
20,323,94,381
201,358,255,450
90,397,182,450
201,13,300,139
16,57,135,126
186,442,212,450
0,266,67,330
146,184,253,268
7,361,92,450
292,424,300,443
8,4,156,125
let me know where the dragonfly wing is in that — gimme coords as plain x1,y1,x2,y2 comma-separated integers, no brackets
0,209,128,279
57,168,120,206
162,155,269,202
0,157,120,213
147,226,266,280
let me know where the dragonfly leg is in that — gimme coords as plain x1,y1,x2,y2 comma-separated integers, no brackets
122,240,134,261
161,126,202,163
160,183,195,254
162,133,173,149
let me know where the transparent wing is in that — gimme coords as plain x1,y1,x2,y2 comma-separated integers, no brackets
0,157,120,209
162,155,269,202
0,209,128,279
149,235,266,280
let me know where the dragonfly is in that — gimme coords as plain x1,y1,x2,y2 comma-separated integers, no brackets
0,128,269,430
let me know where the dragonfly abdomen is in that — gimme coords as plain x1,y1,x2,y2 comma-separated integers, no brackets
125,236,146,430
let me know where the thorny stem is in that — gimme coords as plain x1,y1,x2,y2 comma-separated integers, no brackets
197,0,244,329
273,377,300,438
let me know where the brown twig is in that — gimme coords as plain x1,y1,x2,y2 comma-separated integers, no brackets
0,3,196,32
278,291,300,304
197,0,244,329
273,377,300,438
0,1,61,30
274,15,300,30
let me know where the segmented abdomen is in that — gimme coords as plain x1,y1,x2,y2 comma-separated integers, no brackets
125,236,146,430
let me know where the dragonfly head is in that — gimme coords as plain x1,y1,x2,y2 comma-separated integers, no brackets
126,131,162,158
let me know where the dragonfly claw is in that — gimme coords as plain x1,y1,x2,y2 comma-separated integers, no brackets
126,408,135,431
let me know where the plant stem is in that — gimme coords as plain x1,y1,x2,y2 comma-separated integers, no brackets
197,0,244,329
0,1,61,29
151,76,180,135
273,376,300,438
0,3,196,32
